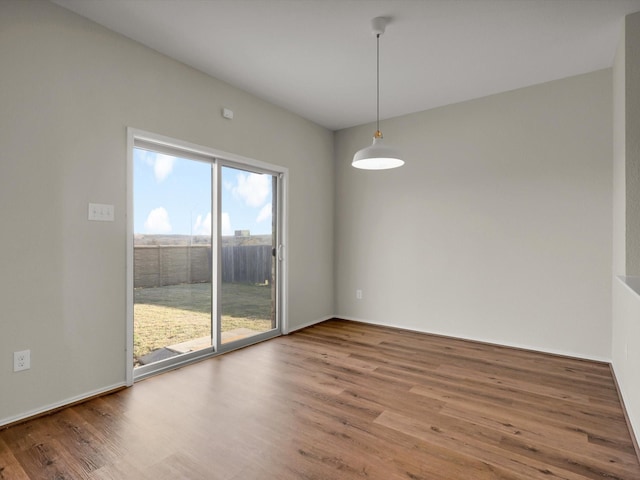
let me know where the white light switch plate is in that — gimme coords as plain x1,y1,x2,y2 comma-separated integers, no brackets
88,203,114,222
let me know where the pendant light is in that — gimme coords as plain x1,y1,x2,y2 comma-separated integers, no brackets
352,17,404,170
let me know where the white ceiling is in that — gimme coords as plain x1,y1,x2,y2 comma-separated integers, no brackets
51,0,640,131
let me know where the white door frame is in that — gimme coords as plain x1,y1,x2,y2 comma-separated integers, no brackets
125,128,288,385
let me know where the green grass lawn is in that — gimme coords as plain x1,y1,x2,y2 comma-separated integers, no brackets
134,282,273,362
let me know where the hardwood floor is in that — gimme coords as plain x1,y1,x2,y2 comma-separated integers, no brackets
1,319,639,479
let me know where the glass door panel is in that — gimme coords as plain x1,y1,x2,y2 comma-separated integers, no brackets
220,165,277,345
133,147,212,368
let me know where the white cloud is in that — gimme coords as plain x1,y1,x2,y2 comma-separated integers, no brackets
144,207,172,233
193,212,232,236
138,149,154,166
256,203,272,224
154,153,176,182
193,212,212,235
232,172,270,207
221,212,232,236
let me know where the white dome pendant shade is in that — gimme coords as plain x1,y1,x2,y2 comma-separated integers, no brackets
352,131,404,170
352,17,404,170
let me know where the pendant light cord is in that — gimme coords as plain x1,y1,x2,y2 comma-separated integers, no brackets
376,33,380,136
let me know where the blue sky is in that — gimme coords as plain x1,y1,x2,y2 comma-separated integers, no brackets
133,148,273,236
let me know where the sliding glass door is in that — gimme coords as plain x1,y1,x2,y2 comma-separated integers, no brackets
218,165,279,346
132,148,213,372
129,133,284,380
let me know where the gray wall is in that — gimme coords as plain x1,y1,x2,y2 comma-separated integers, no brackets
335,69,613,361
612,11,640,449
0,1,334,424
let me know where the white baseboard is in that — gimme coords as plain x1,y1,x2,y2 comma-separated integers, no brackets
0,382,127,428
3,317,609,429
336,316,612,364
610,363,640,461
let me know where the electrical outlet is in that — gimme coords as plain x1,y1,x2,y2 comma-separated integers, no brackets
14,350,30,372
356,289,363,300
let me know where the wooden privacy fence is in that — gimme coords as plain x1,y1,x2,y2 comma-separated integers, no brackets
221,244,273,284
134,245,272,288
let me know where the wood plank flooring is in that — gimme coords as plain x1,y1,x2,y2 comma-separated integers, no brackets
1,319,639,479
